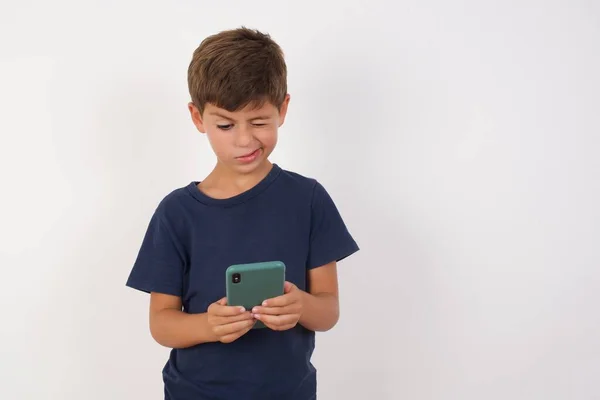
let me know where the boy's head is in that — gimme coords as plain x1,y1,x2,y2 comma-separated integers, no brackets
187,27,290,174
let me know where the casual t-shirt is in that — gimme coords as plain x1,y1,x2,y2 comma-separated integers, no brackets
126,164,359,400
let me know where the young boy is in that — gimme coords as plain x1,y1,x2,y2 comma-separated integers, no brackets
126,27,359,400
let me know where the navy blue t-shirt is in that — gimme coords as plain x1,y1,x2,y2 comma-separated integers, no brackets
126,164,359,400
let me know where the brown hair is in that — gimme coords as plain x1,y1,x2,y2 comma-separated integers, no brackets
187,27,287,115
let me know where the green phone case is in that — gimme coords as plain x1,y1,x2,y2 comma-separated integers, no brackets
226,261,286,329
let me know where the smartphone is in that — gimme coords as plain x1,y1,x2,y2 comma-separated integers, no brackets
226,261,286,329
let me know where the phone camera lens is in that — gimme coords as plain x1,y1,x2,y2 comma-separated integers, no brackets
232,273,241,284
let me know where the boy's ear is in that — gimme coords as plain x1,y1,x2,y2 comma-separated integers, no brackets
188,102,206,133
278,94,291,127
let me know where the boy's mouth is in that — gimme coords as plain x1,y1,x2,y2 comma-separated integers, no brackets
236,148,262,162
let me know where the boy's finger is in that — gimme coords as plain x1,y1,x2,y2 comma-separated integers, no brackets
214,312,253,325
284,281,295,293
216,319,255,336
264,322,296,332
262,293,293,308
213,303,247,316
221,323,254,343
251,305,298,316
254,313,297,327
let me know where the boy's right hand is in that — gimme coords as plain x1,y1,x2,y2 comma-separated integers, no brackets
206,298,255,343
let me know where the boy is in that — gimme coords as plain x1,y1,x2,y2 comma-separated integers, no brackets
126,27,359,400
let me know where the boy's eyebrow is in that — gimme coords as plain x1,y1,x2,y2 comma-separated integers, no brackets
249,115,271,121
209,111,235,121
209,111,271,122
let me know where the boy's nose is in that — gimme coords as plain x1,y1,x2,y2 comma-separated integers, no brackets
234,126,253,146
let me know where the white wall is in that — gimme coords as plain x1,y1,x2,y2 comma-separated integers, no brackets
1,0,599,399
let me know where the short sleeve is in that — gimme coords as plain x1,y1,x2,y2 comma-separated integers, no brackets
306,181,359,269
126,211,186,296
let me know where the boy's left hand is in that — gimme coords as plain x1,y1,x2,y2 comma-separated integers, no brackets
252,281,304,331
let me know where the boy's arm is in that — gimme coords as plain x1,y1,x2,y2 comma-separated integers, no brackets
149,293,216,348
149,293,255,348
298,261,340,332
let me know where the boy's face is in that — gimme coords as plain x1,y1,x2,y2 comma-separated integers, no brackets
189,95,290,174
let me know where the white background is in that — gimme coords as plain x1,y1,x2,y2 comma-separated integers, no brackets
1,0,599,399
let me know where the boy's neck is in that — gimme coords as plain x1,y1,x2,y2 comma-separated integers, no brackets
198,159,274,199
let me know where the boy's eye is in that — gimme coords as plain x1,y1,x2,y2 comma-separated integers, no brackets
217,124,233,130
252,123,267,127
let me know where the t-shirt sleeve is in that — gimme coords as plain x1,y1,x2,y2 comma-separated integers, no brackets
306,181,359,270
126,211,186,297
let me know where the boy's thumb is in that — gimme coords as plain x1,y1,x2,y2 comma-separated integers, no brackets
284,281,294,293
